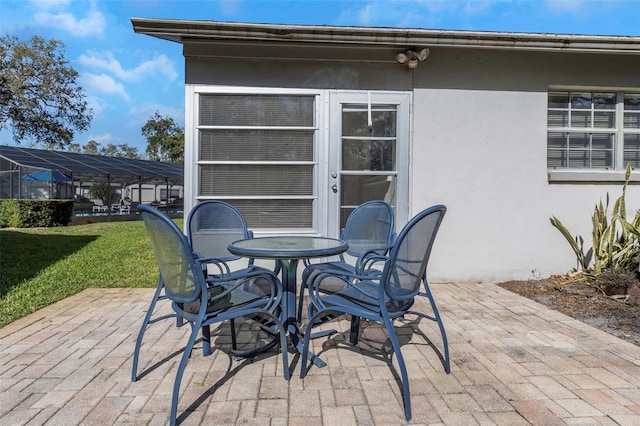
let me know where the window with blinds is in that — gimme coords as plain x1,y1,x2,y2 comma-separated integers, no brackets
547,90,640,170
196,94,316,229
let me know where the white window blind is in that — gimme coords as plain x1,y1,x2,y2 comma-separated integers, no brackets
196,93,316,229
547,90,640,170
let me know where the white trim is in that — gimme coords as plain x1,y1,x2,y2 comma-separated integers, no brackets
190,85,322,95
196,195,315,201
548,170,640,183
186,85,412,234
547,89,640,173
188,85,321,233
197,161,316,165
183,85,196,219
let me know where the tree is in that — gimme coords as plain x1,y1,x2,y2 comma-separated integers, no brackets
83,140,100,155
0,35,92,149
68,143,82,153
142,111,184,163
88,182,119,204
99,143,139,159
114,144,139,159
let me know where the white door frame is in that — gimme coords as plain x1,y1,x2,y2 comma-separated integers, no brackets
324,90,412,237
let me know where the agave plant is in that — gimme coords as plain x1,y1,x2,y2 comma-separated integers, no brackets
550,163,640,277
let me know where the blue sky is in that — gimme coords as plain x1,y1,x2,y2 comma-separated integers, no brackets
2,0,639,155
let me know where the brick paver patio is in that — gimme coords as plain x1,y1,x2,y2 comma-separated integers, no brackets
1,283,639,425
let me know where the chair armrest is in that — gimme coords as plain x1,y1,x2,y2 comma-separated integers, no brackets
308,267,378,292
196,256,231,275
355,246,392,274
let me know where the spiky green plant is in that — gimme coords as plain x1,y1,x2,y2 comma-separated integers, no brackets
550,163,640,277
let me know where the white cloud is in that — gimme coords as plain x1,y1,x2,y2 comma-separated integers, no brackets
84,94,107,116
545,0,588,15
358,4,373,24
78,51,178,82
86,133,114,145
128,104,185,127
80,73,130,101
463,0,497,15
218,0,241,16
28,0,71,11
34,4,105,37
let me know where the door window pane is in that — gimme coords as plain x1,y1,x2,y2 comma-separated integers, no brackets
340,174,396,228
340,175,395,207
342,104,396,137
342,139,396,171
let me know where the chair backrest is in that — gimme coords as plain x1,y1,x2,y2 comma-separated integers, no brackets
382,205,446,302
139,205,203,305
186,201,251,263
342,200,395,258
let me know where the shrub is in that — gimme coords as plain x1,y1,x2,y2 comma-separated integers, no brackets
595,268,639,295
0,199,73,228
550,163,640,279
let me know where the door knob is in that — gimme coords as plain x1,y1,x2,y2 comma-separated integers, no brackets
331,184,338,193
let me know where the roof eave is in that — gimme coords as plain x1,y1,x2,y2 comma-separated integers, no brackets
131,18,640,54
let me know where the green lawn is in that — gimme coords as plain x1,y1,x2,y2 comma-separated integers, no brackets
0,219,181,328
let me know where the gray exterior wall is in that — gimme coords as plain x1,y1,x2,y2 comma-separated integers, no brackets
183,41,640,282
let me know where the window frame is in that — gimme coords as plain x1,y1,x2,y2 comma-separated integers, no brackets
547,87,640,183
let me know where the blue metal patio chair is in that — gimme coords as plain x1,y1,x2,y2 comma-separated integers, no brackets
131,201,253,381
298,200,395,323
300,205,449,421
187,200,278,279
135,205,289,426
187,200,280,352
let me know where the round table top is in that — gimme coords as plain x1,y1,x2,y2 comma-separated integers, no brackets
228,236,348,260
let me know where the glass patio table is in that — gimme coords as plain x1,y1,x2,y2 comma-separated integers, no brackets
228,236,348,367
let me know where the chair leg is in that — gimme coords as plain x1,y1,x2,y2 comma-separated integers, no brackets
201,325,212,356
349,316,360,345
269,311,291,380
131,282,163,382
298,269,311,323
299,309,327,379
230,318,237,350
170,323,200,426
299,313,314,378
384,320,412,421
425,290,450,374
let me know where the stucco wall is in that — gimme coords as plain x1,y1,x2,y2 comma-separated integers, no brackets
412,48,640,282
183,44,640,283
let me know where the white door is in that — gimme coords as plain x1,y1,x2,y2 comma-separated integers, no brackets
326,91,411,235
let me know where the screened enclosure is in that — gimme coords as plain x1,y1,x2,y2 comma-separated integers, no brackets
0,146,183,209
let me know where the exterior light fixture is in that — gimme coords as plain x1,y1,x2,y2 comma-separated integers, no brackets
396,48,430,69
